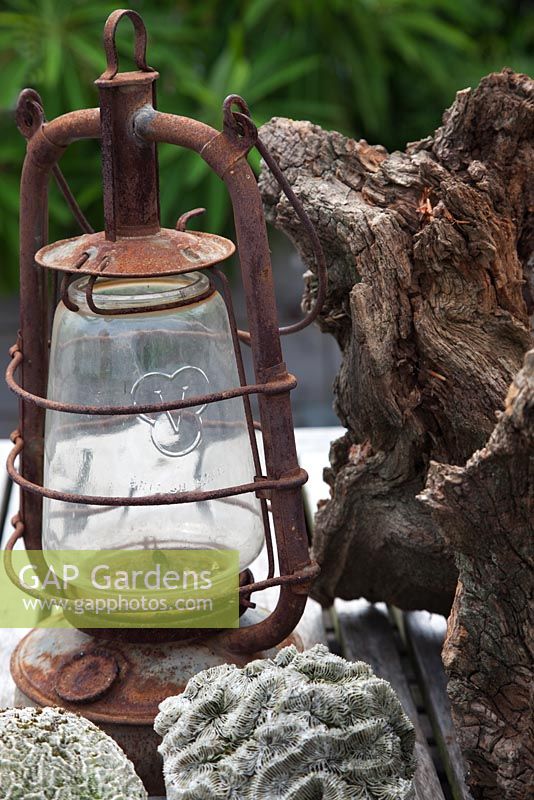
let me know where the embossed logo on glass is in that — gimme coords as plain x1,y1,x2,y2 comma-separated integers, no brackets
131,366,209,457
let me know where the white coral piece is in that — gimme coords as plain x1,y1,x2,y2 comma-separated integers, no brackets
0,706,147,800
156,644,416,800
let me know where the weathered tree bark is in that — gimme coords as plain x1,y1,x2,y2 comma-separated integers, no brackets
419,350,534,800
259,69,533,616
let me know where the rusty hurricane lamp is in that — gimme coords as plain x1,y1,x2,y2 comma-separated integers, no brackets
4,9,325,793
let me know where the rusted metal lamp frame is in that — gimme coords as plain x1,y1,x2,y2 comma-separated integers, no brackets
5,9,326,655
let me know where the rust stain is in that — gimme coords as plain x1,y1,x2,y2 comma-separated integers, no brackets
35,229,235,278
55,649,120,703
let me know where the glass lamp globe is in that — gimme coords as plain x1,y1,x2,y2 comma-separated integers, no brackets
42,272,264,571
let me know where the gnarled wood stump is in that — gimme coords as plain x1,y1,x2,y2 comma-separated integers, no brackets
259,69,532,616
419,349,534,800
258,68,533,800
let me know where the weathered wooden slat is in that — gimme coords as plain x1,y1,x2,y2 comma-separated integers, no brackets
335,599,446,800
294,426,345,527
404,611,473,800
1,478,19,562
295,427,344,648
0,456,37,705
0,629,26,708
0,440,13,547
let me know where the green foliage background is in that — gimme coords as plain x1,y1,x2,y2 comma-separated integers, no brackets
0,0,532,292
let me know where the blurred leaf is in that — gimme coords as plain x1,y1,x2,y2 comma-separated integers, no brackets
242,0,278,28
246,55,319,103
0,59,27,106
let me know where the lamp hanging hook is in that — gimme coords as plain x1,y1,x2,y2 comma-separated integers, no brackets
223,95,257,145
101,9,153,80
15,88,45,141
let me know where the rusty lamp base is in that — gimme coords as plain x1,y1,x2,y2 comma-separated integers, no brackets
11,610,302,796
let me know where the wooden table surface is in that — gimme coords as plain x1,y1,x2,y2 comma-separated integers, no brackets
0,428,471,800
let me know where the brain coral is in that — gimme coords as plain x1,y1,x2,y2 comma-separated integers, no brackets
0,706,147,800
156,644,416,800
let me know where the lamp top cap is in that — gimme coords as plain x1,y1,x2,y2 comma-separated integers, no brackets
35,228,236,278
